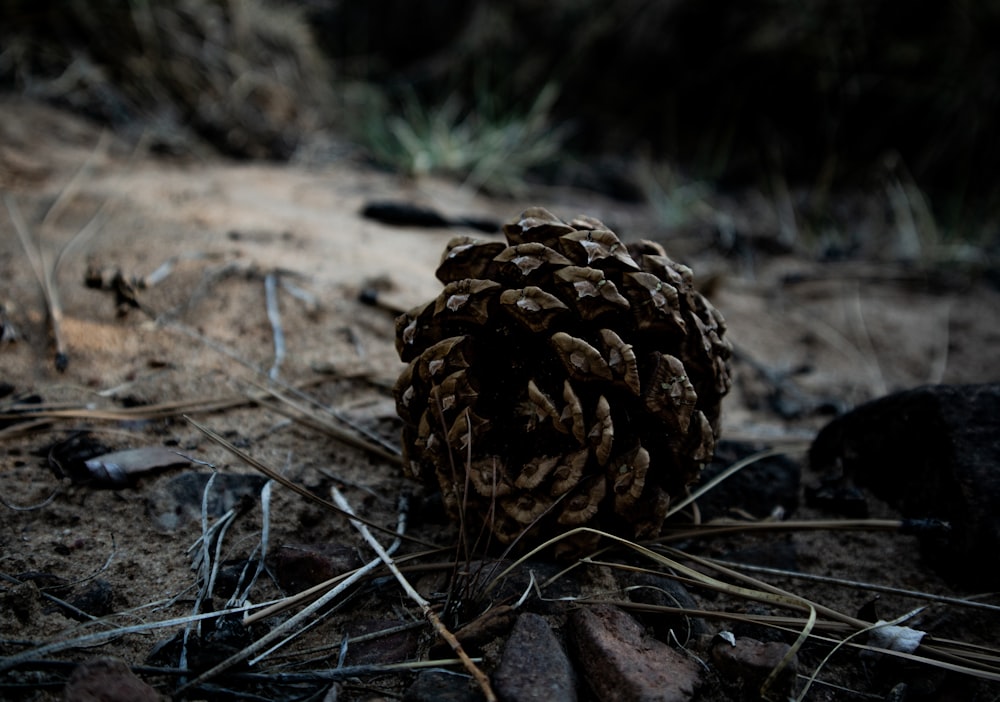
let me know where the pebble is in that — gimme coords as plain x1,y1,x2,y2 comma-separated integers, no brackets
63,657,164,702
711,634,797,698
66,579,114,620
493,612,577,702
568,604,701,702
402,670,482,702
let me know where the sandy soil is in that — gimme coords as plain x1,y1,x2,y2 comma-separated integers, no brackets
2,97,999,700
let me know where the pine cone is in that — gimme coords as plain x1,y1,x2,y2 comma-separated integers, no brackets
393,208,731,546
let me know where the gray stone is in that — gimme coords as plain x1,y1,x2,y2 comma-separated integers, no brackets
493,613,576,702
568,604,700,702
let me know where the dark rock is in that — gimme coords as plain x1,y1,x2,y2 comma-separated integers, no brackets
403,670,484,702
697,441,800,521
63,657,163,702
717,535,799,573
809,383,1000,586
711,635,797,699
67,579,114,620
622,571,707,642
493,613,576,702
568,604,701,702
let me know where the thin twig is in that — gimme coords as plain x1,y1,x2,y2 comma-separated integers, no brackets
331,487,498,702
708,559,1000,615
264,272,285,380
4,195,67,370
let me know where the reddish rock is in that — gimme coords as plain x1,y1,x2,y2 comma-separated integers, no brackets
269,543,362,592
493,612,576,702
63,657,163,702
712,635,797,697
568,604,700,702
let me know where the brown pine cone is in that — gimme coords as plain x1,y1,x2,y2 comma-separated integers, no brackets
393,208,731,547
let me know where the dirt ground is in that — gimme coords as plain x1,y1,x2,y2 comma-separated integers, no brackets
2,97,1000,701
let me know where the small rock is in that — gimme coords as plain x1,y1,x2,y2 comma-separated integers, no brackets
63,657,163,702
809,383,1000,586
402,670,483,702
711,635,797,698
66,579,114,620
699,440,801,521
623,571,707,642
568,604,701,702
269,543,362,592
493,613,576,702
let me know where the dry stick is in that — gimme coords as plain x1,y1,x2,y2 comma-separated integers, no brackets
4,195,67,371
249,376,402,459
330,487,498,702
5,130,143,372
0,397,247,421
243,550,449,626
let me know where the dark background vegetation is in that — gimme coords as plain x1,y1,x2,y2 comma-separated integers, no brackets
2,0,999,237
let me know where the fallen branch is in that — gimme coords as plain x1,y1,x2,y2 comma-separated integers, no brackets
331,486,498,702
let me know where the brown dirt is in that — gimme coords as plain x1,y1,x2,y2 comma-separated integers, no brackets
2,97,999,701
